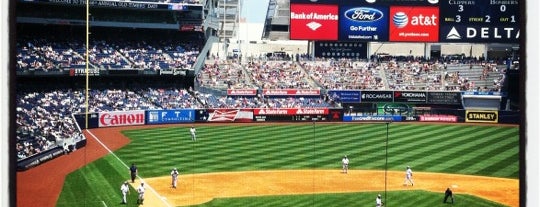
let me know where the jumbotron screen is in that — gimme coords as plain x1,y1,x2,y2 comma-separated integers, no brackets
289,0,520,43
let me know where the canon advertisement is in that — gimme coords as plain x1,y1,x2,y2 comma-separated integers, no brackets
361,91,394,102
146,109,195,124
98,110,145,127
389,6,439,42
393,91,427,103
339,6,389,41
290,4,339,40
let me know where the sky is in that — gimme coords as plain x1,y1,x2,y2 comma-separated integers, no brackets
241,0,270,23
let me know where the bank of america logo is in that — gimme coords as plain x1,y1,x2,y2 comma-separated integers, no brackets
446,27,461,39
306,22,322,31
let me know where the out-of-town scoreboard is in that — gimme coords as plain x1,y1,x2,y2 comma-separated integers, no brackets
290,0,520,43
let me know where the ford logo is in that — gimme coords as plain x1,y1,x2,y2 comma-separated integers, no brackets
344,7,384,22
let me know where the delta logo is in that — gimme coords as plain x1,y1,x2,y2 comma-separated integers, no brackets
389,6,439,42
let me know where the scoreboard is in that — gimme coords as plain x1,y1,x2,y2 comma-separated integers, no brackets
289,0,521,43
439,0,520,43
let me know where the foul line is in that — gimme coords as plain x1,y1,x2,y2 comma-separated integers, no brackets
86,129,172,207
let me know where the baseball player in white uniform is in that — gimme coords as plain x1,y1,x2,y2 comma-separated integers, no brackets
120,181,129,204
190,126,196,141
404,166,414,186
341,155,349,174
171,168,179,188
376,194,384,206
137,182,145,205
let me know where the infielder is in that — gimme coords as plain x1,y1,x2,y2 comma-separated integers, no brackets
190,126,196,141
120,181,129,204
376,194,384,207
341,155,349,174
404,166,414,186
171,168,179,188
137,182,145,205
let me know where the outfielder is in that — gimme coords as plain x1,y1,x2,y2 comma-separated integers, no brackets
171,168,179,188
190,126,196,141
341,155,349,174
137,182,145,205
120,181,129,204
404,166,414,186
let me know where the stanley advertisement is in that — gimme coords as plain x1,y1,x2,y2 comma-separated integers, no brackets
465,110,498,123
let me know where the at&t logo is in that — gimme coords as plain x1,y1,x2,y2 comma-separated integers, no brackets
392,11,437,28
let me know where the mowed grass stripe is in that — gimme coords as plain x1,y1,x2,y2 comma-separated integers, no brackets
403,127,511,166
117,123,519,178
418,127,518,175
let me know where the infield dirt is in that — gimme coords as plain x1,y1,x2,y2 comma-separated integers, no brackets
137,169,518,207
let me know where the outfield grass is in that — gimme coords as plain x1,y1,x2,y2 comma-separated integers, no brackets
57,123,519,207
186,190,507,207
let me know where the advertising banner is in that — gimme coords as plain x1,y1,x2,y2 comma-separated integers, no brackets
361,91,394,102
377,103,412,115
290,4,339,40
419,115,458,122
98,110,145,127
328,90,361,103
314,41,367,59
439,25,519,43
339,6,389,41
343,115,402,122
206,109,253,122
262,89,321,96
465,110,498,123
427,91,461,105
393,91,427,103
227,89,258,96
146,109,195,124
254,108,329,116
389,6,439,42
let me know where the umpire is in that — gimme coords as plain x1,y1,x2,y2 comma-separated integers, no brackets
130,163,138,183
444,187,454,204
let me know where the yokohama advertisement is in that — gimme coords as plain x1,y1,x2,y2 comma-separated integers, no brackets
98,110,145,127
206,109,253,122
290,4,339,40
389,6,439,42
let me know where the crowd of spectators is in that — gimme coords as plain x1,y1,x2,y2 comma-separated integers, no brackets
17,36,201,72
15,87,201,161
197,60,257,90
302,59,385,90
384,60,444,91
245,60,316,89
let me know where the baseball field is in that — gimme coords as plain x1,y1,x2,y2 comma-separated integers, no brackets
28,122,519,207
